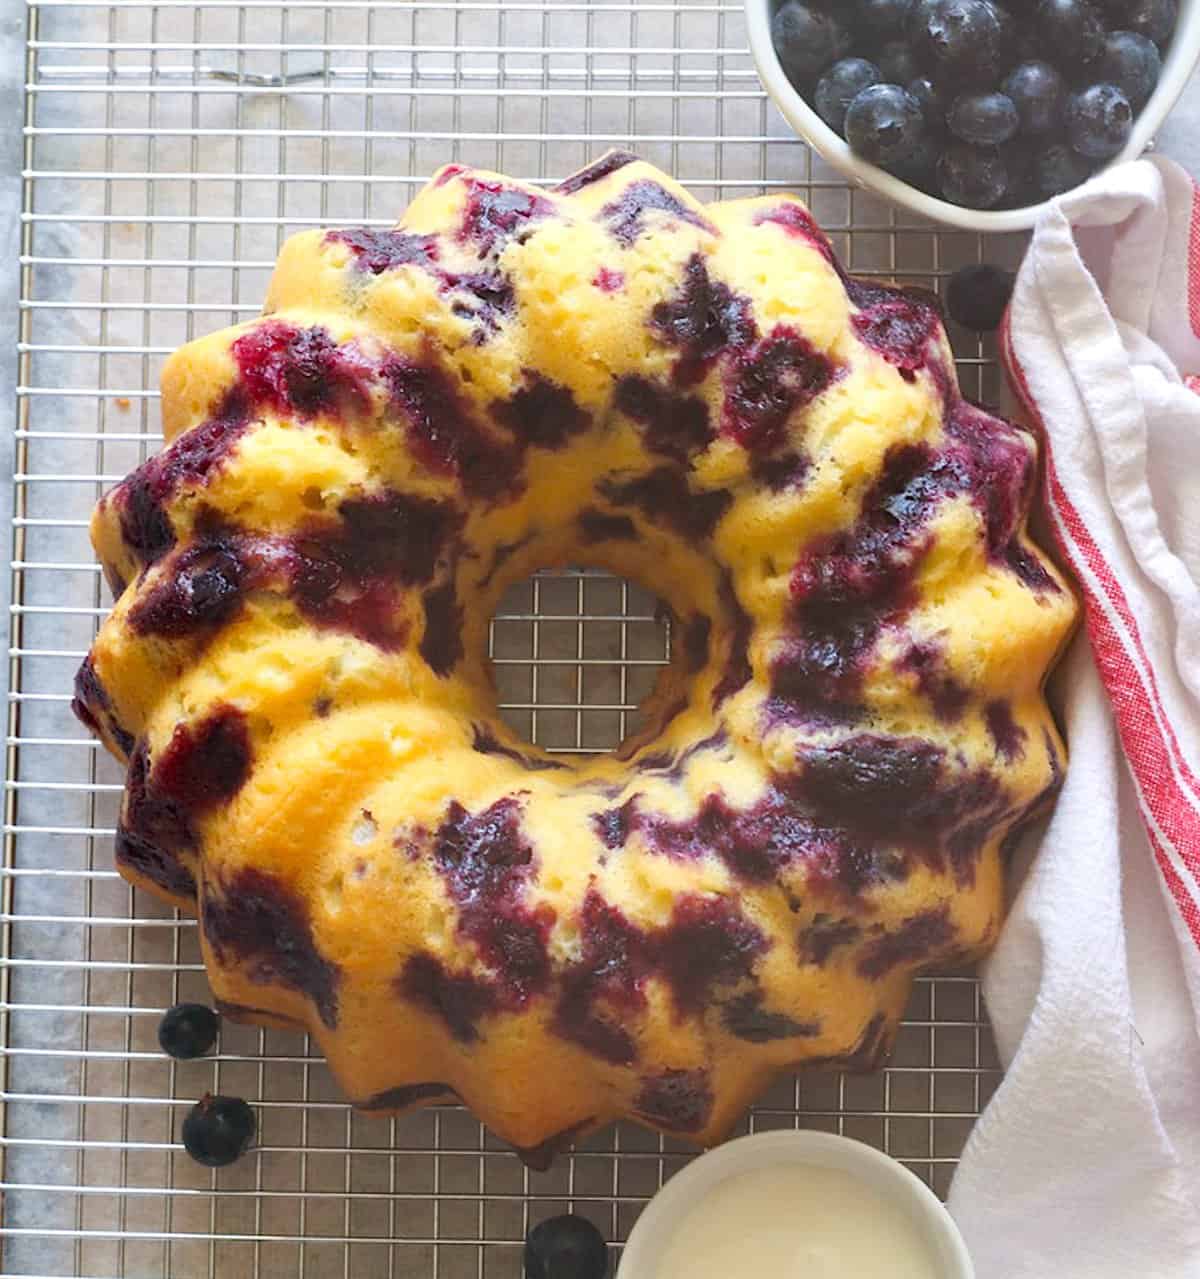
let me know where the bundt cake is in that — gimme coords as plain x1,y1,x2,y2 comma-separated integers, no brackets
73,153,1077,1162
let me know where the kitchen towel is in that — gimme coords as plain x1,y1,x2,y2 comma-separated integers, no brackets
949,155,1200,1278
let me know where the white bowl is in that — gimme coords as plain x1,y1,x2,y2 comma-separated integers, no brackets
617,1129,974,1279
745,0,1200,232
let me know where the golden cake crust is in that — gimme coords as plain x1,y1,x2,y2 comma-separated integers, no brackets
73,153,1076,1159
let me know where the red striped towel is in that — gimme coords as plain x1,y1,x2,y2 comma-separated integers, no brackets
949,157,1200,1278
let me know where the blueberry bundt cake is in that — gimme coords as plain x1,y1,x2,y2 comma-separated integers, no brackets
73,154,1076,1161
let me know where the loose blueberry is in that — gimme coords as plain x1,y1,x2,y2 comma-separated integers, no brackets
1034,0,1105,68
852,0,915,42
815,58,883,133
181,1094,256,1167
771,1,852,88
1034,139,1094,196
948,91,1020,145
1100,31,1162,110
524,1215,609,1279
157,1003,219,1059
908,0,1010,84
1002,61,1065,134
947,263,1015,331
875,40,923,86
845,84,927,171
908,76,947,130
938,143,1009,208
1114,0,1178,48
1065,82,1133,158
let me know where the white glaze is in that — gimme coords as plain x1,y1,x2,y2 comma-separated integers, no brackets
654,1163,939,1279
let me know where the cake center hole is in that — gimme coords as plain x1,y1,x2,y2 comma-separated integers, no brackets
489,568,673,756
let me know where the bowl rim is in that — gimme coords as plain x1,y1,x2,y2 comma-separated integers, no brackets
615,1129,975,1279
743,0,1200,233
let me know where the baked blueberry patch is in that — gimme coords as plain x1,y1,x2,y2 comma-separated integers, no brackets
614,376,713,463
722,327,837,452
634,1068,713,1133
492,372,590,450
847,279,941,373
722,991,820,1043
398,952,497,1043
115,386,251,566
233,322,376,421
71,656,135,756
857,906,956,979
653,895,765,1018
420,580,464,675
601,468,732,542
458,178,552,252
326,227,439,275
554,149,638,194
649,254,756,385
600,180,715,247
356,1082,457,1112
203,867,342,1030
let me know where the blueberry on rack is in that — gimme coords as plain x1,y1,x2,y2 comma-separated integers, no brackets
524,1215,609,1279
181,1094,256,1167
946,263,1016,331
157,1002,220,1060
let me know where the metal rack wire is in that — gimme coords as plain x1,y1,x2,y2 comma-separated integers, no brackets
3,2,1020,1274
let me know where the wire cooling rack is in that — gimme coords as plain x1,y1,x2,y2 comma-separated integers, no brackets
2,2,1024,1274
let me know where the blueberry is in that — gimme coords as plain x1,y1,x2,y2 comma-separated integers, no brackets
908,0,1010,83
908,76,947,130
771,1,852,88
1034,0,1105,68
181,1094,256,1167
938,142,1009,208
1065,82,1133,158
894,133,943,192
815,58,883,133
875,40,923,86
845,84,927,171
947,263,1015,331
1002,62,1064,134
1000,137,1039,204
157,1003,219,1060
1112,0,1178,48
525,1215,609,1279
852,0,915,41
1034,139,1094,196
948,92,1020,145
1100,31,1162,110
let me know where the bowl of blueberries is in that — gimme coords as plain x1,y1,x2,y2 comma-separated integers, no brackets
746,0,1200,230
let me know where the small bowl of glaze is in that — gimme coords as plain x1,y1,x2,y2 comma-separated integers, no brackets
617,1130,973,1279
744,0,1200,233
